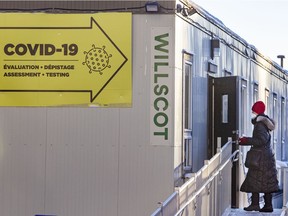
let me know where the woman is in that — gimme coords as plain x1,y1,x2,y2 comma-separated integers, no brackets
239,101,279,212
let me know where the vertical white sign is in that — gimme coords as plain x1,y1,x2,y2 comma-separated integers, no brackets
150,27,173,146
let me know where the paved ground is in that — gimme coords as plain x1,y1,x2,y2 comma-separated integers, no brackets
223,208,285,216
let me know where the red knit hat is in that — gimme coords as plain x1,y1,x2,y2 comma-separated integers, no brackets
252,101,265,114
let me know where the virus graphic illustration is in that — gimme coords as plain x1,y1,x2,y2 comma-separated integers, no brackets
82,45,112,75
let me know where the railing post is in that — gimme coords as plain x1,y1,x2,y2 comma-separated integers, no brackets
217,137,221,153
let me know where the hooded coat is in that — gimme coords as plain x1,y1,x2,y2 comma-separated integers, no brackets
240,114,279,193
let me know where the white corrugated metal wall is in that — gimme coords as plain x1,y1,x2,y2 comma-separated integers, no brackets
0,14,176,216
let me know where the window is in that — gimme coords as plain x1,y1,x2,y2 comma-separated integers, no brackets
182,52,193,173
253,82,259,102
272,93,278,156
184,63,192,129
222,94,228,123
265,89,270,115
281,97,286,160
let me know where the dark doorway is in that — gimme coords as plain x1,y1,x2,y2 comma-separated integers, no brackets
208,75,240,208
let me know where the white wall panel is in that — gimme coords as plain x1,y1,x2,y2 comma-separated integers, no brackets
0,108,46,216
117,15,175,216
45,108,120,216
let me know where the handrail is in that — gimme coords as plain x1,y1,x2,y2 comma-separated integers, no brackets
178,140,234,193
151,192,178,216
174,149,239,216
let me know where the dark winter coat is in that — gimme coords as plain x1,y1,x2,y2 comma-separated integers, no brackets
240,114,279,193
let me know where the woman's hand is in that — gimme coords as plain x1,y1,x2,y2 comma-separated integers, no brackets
239,137,248,145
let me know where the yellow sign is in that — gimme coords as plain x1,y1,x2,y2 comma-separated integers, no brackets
0,13,132,107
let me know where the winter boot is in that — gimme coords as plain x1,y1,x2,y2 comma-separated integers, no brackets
244,193,260,211
260,193,273,212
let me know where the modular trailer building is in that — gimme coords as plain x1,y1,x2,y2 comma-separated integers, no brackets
0,0,287,216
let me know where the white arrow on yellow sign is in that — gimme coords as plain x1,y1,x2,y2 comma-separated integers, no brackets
0,13,132,106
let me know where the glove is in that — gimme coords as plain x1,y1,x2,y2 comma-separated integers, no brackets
239,137,248,145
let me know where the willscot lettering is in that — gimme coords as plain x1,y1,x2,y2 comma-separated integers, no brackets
152,32,170,141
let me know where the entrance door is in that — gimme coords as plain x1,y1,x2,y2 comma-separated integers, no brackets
208,75,240,208
209,76,240,152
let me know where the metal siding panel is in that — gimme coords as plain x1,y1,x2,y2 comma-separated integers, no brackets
118,15,152,215
45,108,119,216
0,108,46,216
118,15,175,216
